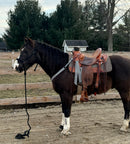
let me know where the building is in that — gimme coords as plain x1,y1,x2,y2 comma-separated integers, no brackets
62,40,88,53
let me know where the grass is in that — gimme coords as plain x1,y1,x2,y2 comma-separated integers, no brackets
0,73,51,84
0,60,11,67
0,56,51,84
0,55,54,99
0,88,57,99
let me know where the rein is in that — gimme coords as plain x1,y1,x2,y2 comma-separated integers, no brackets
15,70,31,139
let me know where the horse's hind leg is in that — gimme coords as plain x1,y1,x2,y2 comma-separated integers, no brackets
120,91,130,132
60,92,73,135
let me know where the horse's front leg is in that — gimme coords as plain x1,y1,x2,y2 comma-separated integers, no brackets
120,111,129,132
59,113,64,130
60,92,73,135
61,113,71,135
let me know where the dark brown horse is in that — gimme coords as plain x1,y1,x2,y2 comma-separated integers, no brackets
13,38,130,135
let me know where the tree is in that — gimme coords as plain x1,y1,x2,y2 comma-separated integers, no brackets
124,10,130,50
92,0,107,31
113,10,130,51
0,37,3,42
47,0,84,48
106,0,116,51
106,0,130,51
83,0,95,30
86,0,129,51
83,0,108,50
3,0,43,50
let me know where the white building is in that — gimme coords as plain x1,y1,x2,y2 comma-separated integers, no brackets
62,40,88,53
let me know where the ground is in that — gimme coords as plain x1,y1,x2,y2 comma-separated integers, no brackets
0,100,130,144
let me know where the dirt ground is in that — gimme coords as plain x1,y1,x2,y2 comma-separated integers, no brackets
0,100,130,144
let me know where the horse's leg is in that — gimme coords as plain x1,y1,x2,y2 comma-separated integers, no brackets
60,92,73,135
120,91,130,132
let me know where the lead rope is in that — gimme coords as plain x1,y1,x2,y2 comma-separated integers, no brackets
15,70,31,139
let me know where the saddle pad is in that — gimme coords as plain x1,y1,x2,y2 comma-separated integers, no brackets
92,56,112,72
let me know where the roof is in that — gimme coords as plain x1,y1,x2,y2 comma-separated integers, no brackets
63,40,88,47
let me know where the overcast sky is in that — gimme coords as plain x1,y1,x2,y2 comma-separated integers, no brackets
0,0,129,37
0,0,65,37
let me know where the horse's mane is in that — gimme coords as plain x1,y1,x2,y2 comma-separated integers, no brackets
35,41,69,76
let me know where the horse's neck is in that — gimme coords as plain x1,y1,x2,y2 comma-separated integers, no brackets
37,44,69,78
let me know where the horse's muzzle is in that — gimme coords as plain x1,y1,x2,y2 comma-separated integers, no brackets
13,59,23,72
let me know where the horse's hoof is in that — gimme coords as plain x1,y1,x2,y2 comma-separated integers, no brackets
61,130,71,136
120,126,128,132
59,125,63,131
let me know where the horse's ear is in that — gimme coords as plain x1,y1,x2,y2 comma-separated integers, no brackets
24,37,28,43
24,38,35,48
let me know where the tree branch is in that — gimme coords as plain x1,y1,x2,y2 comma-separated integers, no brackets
113,9,130,26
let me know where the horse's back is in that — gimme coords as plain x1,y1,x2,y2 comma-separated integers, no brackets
110,55,130,74
110,55,130,91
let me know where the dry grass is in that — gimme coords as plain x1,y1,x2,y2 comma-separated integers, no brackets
0,52,52,98
0,88,57,99
0,73,50,84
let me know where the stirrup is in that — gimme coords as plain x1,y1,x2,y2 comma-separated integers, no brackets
80,97,88,102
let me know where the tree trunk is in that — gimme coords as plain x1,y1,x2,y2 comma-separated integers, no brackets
107,17,113,52
107,0,115,52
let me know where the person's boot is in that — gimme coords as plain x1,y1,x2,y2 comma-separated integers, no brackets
80,91,88,102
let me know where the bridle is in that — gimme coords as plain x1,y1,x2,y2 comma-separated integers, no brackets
16,47,38,71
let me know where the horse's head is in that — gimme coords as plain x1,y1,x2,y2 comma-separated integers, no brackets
13,38,37,72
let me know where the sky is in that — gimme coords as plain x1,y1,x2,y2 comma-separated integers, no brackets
0,0,65,37
0,0,130,37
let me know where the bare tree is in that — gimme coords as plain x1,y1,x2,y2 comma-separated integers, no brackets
107,0,115,51
106,0,129,51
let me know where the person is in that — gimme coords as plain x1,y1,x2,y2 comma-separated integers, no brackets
71,47,89,102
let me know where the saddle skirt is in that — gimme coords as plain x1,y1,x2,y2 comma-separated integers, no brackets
81,55,112,73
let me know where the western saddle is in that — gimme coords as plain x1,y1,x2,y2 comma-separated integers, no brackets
69,48,108,102
81,48,103,65
81,48,107,87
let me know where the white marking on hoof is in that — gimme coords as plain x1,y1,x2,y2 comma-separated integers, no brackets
120,119,129,132
61,130,71,135
61,117,71,135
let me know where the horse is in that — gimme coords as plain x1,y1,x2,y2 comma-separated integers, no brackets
13,38,130,135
